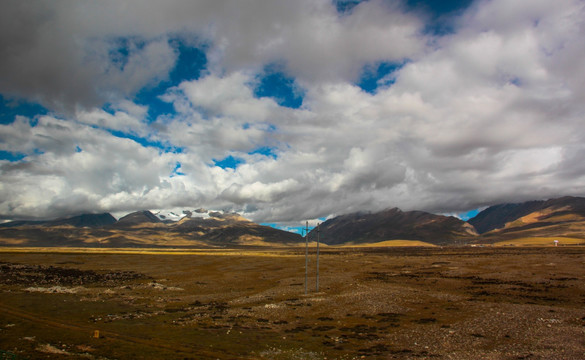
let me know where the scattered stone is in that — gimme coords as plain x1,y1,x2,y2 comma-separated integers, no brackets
25,286,85,294
36,343,70,355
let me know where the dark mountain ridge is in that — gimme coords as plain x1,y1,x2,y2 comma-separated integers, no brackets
113,210,162,228
312,208,477,246
0,213,116,229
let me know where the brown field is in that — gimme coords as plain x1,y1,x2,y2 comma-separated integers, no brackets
1,246,584,359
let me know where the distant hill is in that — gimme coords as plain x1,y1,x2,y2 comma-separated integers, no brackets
114,210,162,228
173,214,302,245
51,213,118,228
0,213,116,228
470,196,585,242
468,202,543,234
311,208,477,246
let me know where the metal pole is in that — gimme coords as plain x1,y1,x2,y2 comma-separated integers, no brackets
316,223,320,292
304,221,308,295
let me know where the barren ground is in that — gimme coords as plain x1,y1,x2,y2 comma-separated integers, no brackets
0,246,584,359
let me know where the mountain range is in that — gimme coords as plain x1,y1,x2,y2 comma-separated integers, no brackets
1,196,584,247
0,209,302,248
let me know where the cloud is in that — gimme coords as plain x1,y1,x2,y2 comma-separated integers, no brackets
75,103,147,135
1,0,585,227
0,0,426,113
213,0,425,81
0,114,204,218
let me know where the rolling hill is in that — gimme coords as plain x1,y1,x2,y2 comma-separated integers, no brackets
470,196,585,243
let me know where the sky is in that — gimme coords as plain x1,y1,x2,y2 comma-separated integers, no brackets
1,0,585,230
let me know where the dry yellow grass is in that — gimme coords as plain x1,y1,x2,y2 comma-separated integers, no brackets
503,206,584,230
0,238,26,245
494,236,585,246
343,239,436,247
0,247,301,257
543,213,585,222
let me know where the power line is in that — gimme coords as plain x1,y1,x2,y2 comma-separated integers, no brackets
316,223,320,292
304,220,308,295
303,221,322,294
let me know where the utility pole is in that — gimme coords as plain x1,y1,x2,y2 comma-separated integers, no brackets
304,221,309,295
316,223,320,292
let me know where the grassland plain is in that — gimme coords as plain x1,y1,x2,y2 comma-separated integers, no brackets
1,247,585,359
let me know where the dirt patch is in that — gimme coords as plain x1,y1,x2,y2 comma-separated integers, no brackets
0,262,148,287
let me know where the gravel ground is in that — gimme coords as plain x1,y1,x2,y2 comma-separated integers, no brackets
1,247,584,359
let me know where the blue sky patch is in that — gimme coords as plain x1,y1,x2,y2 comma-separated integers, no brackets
261,223,308,235
134,39,207,122
406,0,475,16
262,219,327,235
171,162,186,177
213,155,245,169
358,61,404,94
333,0,475,29
168,40,208,84
254,65,303,109
333,0,366,15
0,150,27,162
108,129,183,154
249,146,278,159
0,95,48,125
458,208,479,221
406,0,476,35
101,103,117,116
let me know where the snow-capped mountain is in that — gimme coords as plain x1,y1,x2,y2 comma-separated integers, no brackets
151,208,211,222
